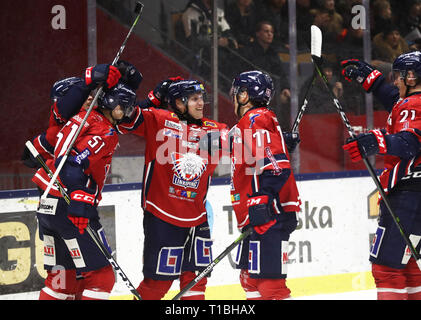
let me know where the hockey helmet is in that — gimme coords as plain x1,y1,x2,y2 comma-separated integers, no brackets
230,70,274,107
50,77,84,101
167,80,206,107
99,82,137,118
392,51,421,81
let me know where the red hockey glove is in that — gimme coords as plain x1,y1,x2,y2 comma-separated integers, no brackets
343,129,387,162
341,59,383,92
68,215,89,234
85,64,121,89
148,76,184,107
67,189,96,234
247,193,276,235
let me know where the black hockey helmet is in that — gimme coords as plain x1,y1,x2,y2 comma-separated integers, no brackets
50,77,84,101
99,82,137,118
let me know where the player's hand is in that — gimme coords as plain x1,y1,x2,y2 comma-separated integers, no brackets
68,215,89,234
116,60,143,91
67,189,96,234
340,59,383,92
247,193,276,235
148,76,184,107
85,64,121,89
21,143,41,169
283,132,300,153
342,129,387,162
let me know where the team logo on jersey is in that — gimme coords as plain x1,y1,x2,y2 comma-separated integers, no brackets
203,121,217,128
163,128,182,139
165,120,183,131
171,152,208,189
249,113,260,128
105,128,116,136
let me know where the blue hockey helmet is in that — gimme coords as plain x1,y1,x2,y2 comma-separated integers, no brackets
50,77,84,101
392,51,421,80
99,82,137,118
230,70,274,107
167,80,206,107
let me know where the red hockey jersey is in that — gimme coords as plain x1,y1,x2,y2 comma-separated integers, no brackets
380,94,421,192
117,107,228,227
230,107,301,229
32,109,119,203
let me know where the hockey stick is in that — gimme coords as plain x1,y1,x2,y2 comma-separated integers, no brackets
172,227,253,300
310,25,421,269
291,25,322,133
42,1,144,201
25,141,143,300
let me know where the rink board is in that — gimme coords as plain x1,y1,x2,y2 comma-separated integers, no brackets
0,175,379,299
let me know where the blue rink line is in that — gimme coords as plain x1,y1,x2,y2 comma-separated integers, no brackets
0,169,382,199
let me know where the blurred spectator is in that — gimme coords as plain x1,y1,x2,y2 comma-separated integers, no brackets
336,24,364,62
371,0,393,37
299,61,345,114
318,0,345,39
372,23,409,66
336,0,362,27
309,7,338,54
296,0,316,50
225,0,257,48
236,21,290,104
398,0,421,42
180,0,238,83
409,38,421,51
255,0,289,52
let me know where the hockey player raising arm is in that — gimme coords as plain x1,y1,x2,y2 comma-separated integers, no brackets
21,60,142,169
116,79,228,300
229,71,301,300
32,69,138,299
341,52,421,300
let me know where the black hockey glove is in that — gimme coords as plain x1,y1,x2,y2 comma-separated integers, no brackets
116,60,143,91
21,144,41,169
283,132,300,153
247,192,277,234
343,129,387,162
148,76,184,107
341,59,384,92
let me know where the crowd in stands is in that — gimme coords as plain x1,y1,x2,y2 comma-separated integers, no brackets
170,0,421,124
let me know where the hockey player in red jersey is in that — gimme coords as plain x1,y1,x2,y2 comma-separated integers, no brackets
21,60,141,168
116,79,229,300
342,52,421,300
33,71,138,300
229,70,301,300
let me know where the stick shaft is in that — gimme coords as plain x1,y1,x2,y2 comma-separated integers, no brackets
42,5,144,199
312,59,421,264
172,228,253,300
26,140,143,299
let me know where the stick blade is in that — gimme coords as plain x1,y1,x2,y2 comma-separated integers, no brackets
311,25,322,58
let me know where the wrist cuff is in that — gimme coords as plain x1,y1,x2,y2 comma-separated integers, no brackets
363,70,382,91
370,129,387,154
148,90,161,106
